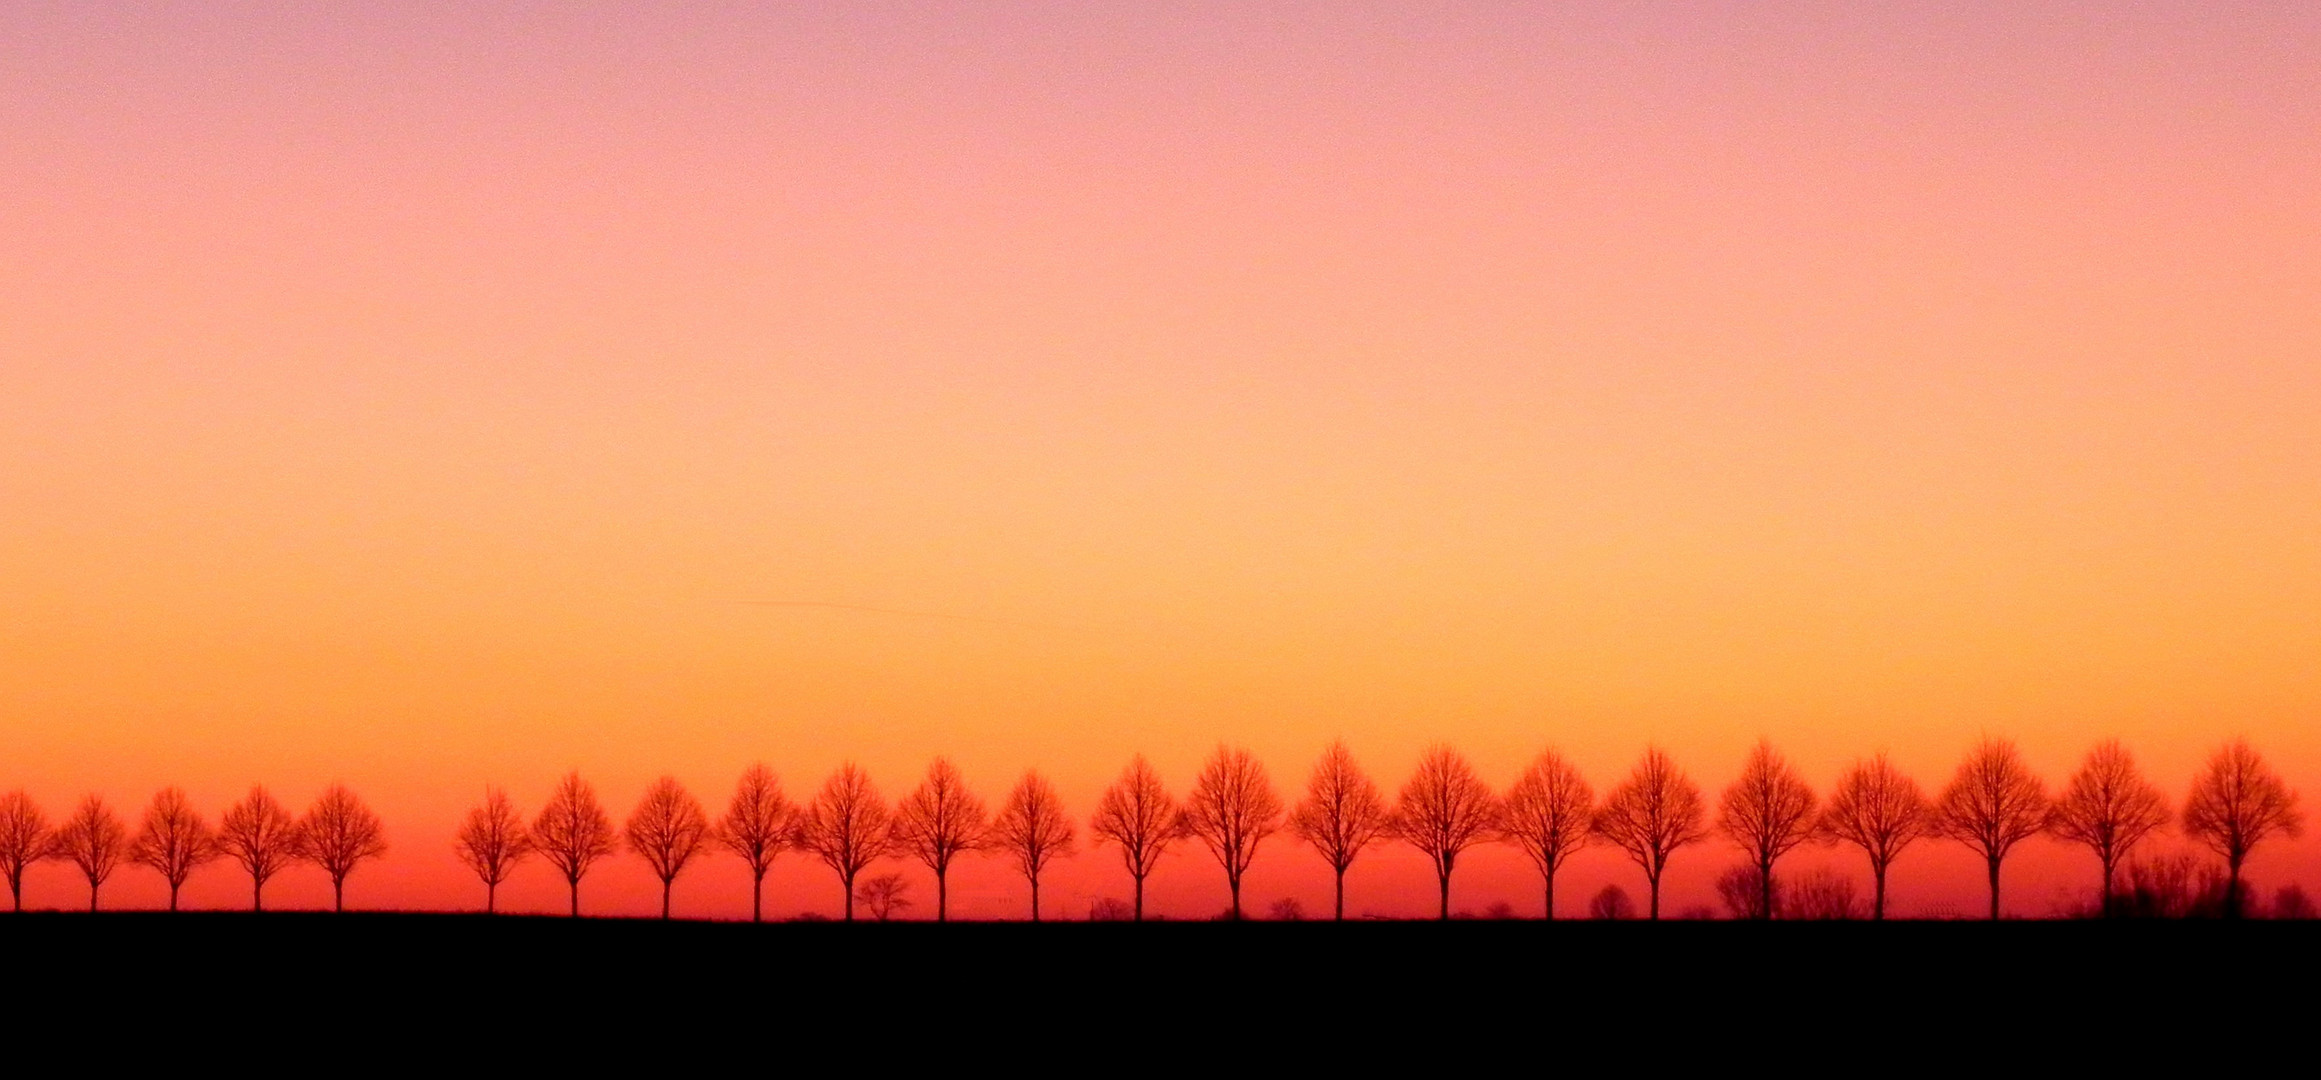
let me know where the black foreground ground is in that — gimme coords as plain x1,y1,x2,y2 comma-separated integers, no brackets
7,912,2308,1045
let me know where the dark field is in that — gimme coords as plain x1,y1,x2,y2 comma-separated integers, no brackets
8,912,2309,1035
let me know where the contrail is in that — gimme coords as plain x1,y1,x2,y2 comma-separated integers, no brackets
727,599,1081,631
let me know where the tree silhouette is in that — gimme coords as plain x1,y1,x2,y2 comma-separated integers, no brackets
1588,883,1636,920
1090,754,1181,922
1177,745,1283,921
1592,746,1708,920
1716,864,1778,920
129,787,217,912
2180,739,2303,919
1498,749,1594,920
626,776,710,920
1717,740,1818,921
795,763,894,922
1287,741,1389,921
0,791,52,912
1392,745,1498,922
714,764,792,924
2047,740,2170,917
1086,897,1134,921
55,795,126,912
454,788,530,914
532,772,617,917
299,784,387,913
1932,737,2048,921
856,872,911,922
891,757,990,923
1819,753,1929,920
992,770,1074,922
218,786,301,912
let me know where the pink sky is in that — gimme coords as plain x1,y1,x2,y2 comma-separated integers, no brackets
2,3,2315,917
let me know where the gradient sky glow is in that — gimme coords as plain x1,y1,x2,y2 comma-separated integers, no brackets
4,3,2317,918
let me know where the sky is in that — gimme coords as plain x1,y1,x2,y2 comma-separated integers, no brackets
3,2,2316,918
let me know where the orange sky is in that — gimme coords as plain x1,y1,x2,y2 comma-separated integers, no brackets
2,3,2316,918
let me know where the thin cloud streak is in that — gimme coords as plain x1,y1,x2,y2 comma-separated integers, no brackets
726,600,1092,634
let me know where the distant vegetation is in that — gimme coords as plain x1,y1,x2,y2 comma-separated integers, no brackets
0,738,2304,920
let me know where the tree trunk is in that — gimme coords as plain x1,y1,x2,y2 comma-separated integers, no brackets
1986,856,2001,921
1438,870,1451,922
937,869,949,923
253,879,263,913
1229,874,1242,921
1031,876,1042,923
1759,858,1776,920
1872,862,1887,921
1334,869,1345,922
10,877,19,912
1544,872,1555,922
661,880,672,920
751,874,763,924
843,871,856,922
2100,860,2117,919
169,882,180,913
487,881,497,915
1133,874,1145,922
335,878,345,913
569,879,580,918
88,880,98,913
1647,868,1662,921
2226,854,2246,920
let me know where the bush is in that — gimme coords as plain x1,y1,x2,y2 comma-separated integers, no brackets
1716,865,1776,920
1589,883,1636,920
2271,883,2315,920
1785,868,1863,920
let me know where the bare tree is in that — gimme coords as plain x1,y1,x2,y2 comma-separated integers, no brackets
2047,739,2171,917
299,784,387,913
1592,746,1708,920
1392,745,1498,922
532,772,617,917
794,763,894,922
218,786,301,912
1176,745,1283,921
856,872,911,922
55,795,126,912
1287,741,1389,921
1086,897,1134,921
0,791,53,912
992,770,1075,922
130,787,218,912
2180,738,2304,919
626,776,710,920
1819,753,1929,920
1499,749,1594,920
454,788,530,914
891,757,990,923
1931,737,2048,921
715,763,792,923
1717,740,1818,921
1090,754,1182,921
